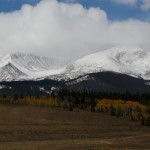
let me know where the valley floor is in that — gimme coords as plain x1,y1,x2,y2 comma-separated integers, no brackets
0,105,149,150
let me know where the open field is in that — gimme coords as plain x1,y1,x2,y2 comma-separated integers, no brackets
0,104,149,150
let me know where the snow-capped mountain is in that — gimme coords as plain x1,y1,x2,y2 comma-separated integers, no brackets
0,53,66,81
63,46,150,80
0,46,150,82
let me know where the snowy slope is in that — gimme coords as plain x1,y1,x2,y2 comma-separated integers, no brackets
63,46,150,80
0,63,27,81
0,53,66,81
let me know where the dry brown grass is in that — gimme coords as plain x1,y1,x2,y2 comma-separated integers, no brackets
0,104,149,150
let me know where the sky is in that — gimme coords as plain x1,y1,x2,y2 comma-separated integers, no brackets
0,0,150,60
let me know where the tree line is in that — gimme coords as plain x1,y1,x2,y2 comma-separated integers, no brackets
1,89,150,126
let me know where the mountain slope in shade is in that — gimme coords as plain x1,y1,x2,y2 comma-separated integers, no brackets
1,72,150,97
63,46,150,80
65,71,150,93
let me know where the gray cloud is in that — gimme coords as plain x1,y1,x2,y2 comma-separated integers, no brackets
141,0,150,11
112,0,138,6
113,0,150,11
0,0,150,60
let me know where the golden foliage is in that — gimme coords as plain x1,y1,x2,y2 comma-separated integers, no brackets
96,99,149,125
96,99,147,112
20,96,58,106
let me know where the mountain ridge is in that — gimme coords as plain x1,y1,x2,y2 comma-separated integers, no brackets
0,52,66,81
0,46,150,82
63,46,150,80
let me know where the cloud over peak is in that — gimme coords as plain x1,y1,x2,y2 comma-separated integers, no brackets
0,0,150,60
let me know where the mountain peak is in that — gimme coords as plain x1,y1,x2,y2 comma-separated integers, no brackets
0,52,66,81
0,62,27,81
63,46,150,80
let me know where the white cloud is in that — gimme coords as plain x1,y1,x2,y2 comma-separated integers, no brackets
112,0,138,6
61,0,76,2
0,0,150,60
141,0,150,11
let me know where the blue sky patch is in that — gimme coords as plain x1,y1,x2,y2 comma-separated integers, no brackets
0,0,149,21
